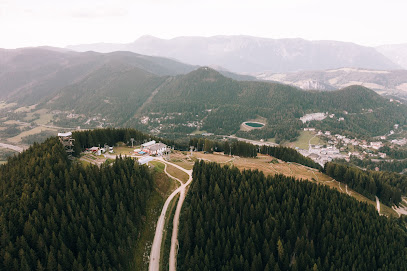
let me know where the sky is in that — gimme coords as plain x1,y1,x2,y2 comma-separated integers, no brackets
0,0,406,48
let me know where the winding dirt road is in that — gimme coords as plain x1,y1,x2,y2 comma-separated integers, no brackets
148,157,192,271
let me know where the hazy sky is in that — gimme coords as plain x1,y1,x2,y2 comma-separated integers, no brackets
1,0,406,48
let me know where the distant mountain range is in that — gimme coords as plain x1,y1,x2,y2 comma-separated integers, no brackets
0,47,255,105
1,47,406,142
67,35,402,73
257,68,407,101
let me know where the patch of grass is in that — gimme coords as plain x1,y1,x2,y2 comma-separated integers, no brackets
380,202,398,217
14,104,37,113
113,146,136,155
288,131,325,149
166,164,189,183
190,129,208,135
151,161,165,173
172,160,194,170
161,195,179,271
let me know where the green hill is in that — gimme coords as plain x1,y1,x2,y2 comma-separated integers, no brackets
47,62,167,125
137,67,407,141
178,161,407,270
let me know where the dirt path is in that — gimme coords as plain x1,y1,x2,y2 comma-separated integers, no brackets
148,162,184,271
148,157,193,271
0,142,25,153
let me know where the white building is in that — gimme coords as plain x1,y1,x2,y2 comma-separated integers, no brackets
142,142,168,156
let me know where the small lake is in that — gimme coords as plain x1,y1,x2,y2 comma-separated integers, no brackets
245,122,264,128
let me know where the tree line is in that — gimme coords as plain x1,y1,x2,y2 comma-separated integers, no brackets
177,161,407,271
324,162,407,206
335,156,407,175
259,145,322,170
72,128,178,155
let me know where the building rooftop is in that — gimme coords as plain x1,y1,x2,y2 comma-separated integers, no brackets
145,143,167,152
58,132,72,137
142,140,156,148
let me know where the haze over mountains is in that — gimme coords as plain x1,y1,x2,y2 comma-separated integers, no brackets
258,68,407,100
67,35,404,73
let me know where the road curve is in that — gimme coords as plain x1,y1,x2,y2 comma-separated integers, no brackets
148,158,192,271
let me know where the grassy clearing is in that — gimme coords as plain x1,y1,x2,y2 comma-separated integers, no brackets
381,202,398,217
7,126,57,143
113,146,137,156
166,164,189,183
14,104,37,113
190,129,207,135
288,130,326,149
22,109,54,125
131,168,179,271
171,160,194,170
3,120,27,125
161,195,179,271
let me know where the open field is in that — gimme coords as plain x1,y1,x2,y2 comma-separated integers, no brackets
23,109,54,125
288,131,325,149
7,126,58,143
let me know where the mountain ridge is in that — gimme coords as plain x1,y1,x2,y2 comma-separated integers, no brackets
67,35,401,73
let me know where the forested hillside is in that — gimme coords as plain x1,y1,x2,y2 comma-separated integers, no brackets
141,68,407,142
0,137,155,270
47,63,167,125
324,162,407,206
178,161,407,271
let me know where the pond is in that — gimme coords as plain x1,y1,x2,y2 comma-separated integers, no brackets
245,122,264,128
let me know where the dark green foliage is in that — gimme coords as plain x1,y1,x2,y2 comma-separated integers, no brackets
324,162,407,205
379,145,407,159
229,141,257,157
188,138,257,158
178,161,407,271
0,137,154,270
260,145,322,170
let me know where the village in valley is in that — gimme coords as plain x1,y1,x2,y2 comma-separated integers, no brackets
297,112,406,166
